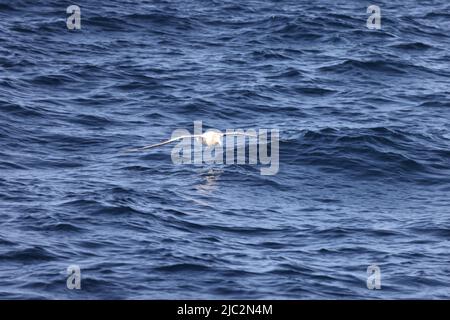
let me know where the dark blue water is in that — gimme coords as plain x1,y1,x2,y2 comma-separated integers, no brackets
1,0,449,299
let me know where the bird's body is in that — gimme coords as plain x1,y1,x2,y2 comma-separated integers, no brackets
124,131,256,152
199,131,223,147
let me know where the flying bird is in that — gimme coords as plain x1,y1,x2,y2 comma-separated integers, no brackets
124,131,257,152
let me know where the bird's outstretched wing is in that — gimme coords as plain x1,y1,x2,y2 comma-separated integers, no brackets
222,132,258,138
123,135,201,152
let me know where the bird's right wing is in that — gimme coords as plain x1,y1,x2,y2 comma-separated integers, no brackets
223,132,258,138
123,135,200,153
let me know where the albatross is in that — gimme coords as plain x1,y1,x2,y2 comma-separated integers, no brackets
124,131,258,152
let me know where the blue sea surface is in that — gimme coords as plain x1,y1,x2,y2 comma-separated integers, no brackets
0,0,449,299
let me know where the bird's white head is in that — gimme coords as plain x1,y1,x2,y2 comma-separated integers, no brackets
201,131,223,147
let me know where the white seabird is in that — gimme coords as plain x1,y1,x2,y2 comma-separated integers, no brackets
124,131,257,152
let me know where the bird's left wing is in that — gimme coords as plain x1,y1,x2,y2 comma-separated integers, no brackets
123,135,200,153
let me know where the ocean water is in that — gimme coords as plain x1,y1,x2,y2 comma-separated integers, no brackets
0,0,449,299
